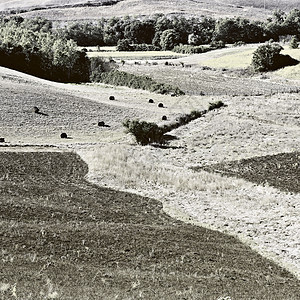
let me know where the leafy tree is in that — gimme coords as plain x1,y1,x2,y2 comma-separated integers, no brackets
160,29,181,50
116,39,132,51
124,19,155,44
252,43,283,71
252,42,298,72
62,21,104,46
214,18,240,43
284,9,300,36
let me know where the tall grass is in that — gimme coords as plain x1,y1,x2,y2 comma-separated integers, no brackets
80,144,240,193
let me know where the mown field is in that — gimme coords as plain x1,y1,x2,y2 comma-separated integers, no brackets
112,45,300,96
1,151,300,299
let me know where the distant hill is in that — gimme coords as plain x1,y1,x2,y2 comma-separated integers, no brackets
1,0,299,21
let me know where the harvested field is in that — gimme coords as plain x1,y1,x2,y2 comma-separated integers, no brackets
120,61,300,96
201,152,300,194
0,151,299,299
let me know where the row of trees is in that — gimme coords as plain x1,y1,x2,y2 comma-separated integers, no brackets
0,16,89,82
59,9,300,47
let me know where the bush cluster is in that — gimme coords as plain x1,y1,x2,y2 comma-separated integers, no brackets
172,45,208,54
117,39,160,51
252,42,299,72
94,70,185,96
123,119,164,145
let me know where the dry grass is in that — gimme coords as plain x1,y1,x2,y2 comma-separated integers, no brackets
8,0,282,21
87,50,185,60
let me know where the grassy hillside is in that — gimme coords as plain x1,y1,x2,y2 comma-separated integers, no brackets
2,0,298,21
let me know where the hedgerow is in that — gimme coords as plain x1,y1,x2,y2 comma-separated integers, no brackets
94,70,185,96
124,101,225,145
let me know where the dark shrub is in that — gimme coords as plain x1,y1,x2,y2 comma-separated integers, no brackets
162,115,167,121
0,138,5,142
32,106,39,113
123,119,164,145
60,133,68,139
158,103,164,108
208,101,225,111
252,43,298,72
148,99,154,103
109,95,115,100
98,121,105,127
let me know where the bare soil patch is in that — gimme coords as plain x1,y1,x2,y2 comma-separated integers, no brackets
1,151,299,299
201,152,300,194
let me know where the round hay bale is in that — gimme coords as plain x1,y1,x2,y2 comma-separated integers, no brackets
109,95,115,100
98,121,105,127
148,99,154,103
60,133,68,139
162,115,167,121
0,138,5,143
32,106,39,113
158,103,164,108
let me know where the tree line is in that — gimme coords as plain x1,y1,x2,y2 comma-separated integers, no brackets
0,16,89,82
60,9,300,48
0,10,299,83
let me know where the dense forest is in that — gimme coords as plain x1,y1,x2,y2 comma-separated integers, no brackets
0,9,299,83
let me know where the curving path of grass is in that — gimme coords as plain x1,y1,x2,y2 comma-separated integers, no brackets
0,151,299,299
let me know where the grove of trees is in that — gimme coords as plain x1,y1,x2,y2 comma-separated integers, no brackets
0,16,89,82
59,9,300,48
0,9,299,83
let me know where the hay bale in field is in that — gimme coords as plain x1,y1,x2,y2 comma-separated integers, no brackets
32,106,39,113
162,115,167,121
109,96,115,100
98,121,105,127
60,133,68,139
0,138,5,142
158,103,164,108
148,99,154,103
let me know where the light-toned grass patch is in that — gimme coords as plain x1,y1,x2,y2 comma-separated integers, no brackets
199,47,255,69
86,50,186,59
80,144,242,194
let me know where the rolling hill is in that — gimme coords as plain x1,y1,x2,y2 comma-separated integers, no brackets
1,0,300,21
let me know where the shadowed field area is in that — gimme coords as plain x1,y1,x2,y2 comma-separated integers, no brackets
201,152,300,194
0,151,299,299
